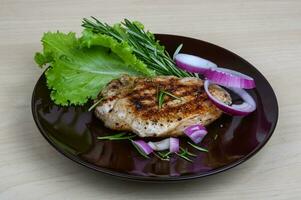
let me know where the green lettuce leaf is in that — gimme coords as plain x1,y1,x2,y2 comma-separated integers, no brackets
80,29,155,76
34,31,153,105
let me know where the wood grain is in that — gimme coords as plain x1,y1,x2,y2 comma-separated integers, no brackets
0,0,300,199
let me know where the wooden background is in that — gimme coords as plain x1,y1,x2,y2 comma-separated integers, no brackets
0,0,300,199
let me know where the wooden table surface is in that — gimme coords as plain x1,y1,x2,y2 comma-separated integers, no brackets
1,0,300,199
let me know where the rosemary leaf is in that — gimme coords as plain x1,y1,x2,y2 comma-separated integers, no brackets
158,91,166,109
130,140,149,159
97,132,136,140
182,147,197,157
157,89,181,109
158,151,172,159
109,135,136,140
88,97,104,112
176,152,192,162
162,91,181,100
97,132,126,139
176,147,197,162
154,152,170,161
188,142,209,153
173,43,183,59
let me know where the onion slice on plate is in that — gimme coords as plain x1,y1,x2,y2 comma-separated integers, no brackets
205,67,256,89
184,125,208,143
204,80,256,116
174,53,217,74
169,137,180,153
132,140,153,155
148,138,170,151
148,138,180,153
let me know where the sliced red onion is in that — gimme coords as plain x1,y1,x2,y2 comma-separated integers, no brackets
185,124,206,132
205,67,256,89
148,138,180,153
148,138,170,151
132,140,153,155
169,138,179,153
184,125,208,143
174,53,217,74
204,80,256,116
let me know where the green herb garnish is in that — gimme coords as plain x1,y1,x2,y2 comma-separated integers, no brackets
158,90,166,109
88,97,104,111
176,147,196,162
82,17,194,78
188,142,209,152
162,91,181,100
181,147,197,157
176,153,192,162
159,151,172,158
97,132,136,140
154,151,172,161
157,89,181,109
130,140,149,159
173,43,183,59
154,152,170,161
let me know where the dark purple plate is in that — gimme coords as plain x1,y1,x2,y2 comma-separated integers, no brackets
32,34,278,182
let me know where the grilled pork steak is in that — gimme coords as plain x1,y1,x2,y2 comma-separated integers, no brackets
94,75,231,137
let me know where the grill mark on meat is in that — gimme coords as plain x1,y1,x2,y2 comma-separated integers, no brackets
125,78,205,117
132,100,143,110
124,80,208,121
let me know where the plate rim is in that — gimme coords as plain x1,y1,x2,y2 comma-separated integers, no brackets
31,33,279,182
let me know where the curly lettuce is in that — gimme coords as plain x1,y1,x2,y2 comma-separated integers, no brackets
35,31,154,106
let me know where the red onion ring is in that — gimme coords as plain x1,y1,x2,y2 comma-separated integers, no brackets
132,140,153,155
174,53,217,74
148,138,169,151
148,138,180,153
169,137,180,153
204,80,256,116
184,125,208,143
205,67,256,89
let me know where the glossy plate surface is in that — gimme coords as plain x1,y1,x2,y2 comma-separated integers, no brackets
32,34,278,181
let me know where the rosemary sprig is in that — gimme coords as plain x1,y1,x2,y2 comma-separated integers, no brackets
158,151,172,158
109,135,136,140
181,147,197,157
157,89,181,109
158,90,166,109
157,151,172,160
88,97,104,112
173,43,183,59
82,17,194,78
188,142,209,152
163,91,181,100
97,132,136,140
130,140,149,159
176,147,196,162
176,152,192,162
154,152,170,161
